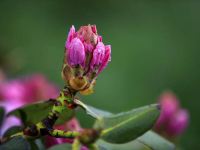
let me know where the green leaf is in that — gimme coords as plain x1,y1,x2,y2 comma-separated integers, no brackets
3,126,22,138
47,143,72,150
0,106,5,128
7,100,74,126
0,137,31,150
97,104,160,143
97,131,175,150
74,99,112,119
74,102,174,149
137,131,175,150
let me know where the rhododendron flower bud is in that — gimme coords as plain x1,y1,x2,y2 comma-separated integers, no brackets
90,42,105,72
63,25,111,94
166,109,189,136
154,91,189,138
98,45,111,74
67,38,85,67
155,91,180,128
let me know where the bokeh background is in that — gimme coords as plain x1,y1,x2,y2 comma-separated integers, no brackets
0,0,199,149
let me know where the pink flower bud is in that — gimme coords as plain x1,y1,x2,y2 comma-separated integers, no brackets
67,38,85,67
166,109,189,136
97,45,111,74
63,25,111,92
154,91,190,138
64,25,111,73
155,92,179,128
90,42,105,71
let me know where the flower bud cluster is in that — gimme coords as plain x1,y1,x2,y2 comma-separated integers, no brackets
62,25,111,95
155,91,189,137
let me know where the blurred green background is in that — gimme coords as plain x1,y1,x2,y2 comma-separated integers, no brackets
0,0,199,149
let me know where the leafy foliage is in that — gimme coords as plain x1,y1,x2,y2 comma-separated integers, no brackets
1,100,175,150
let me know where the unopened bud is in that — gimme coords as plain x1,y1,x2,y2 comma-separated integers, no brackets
90,42,105,72
63,25,111,94
98,45,111,74
67,38,85,67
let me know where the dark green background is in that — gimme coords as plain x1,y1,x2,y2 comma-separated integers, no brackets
0,0,199,149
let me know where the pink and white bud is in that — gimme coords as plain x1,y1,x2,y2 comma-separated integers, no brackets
98,45,111,74
166,109,189,136
90,42,105,71
67,38,85,67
